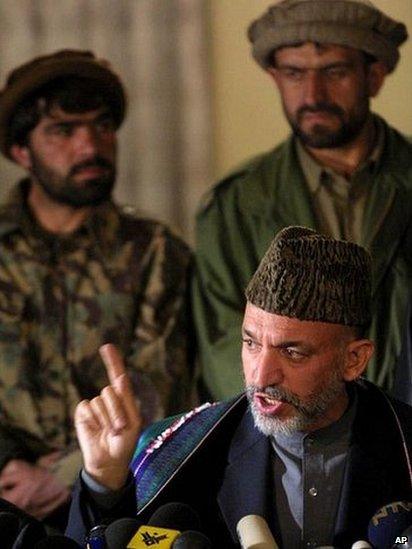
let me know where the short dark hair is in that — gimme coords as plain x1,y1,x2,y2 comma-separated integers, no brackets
7,76,118,149
350,323,370,340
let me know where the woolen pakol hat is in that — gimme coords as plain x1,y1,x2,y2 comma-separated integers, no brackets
0,49,127,157
246,226,372,327
248,0,408,72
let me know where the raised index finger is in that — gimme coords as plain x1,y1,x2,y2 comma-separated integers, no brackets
99,343,141,425
99,343,127,385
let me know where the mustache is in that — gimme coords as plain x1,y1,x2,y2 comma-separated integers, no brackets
246,385,327,419
69,156,114,177
246,385,301,409
297,102,345,119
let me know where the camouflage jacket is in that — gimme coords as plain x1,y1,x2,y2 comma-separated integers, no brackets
0,180,193,485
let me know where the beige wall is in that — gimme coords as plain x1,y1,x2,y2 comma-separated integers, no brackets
208,0,412,180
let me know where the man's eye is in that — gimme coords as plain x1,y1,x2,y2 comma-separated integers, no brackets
281,68,304,81
281,348,304,360
52,124,72,136
242,338,256,349
324,67,348,79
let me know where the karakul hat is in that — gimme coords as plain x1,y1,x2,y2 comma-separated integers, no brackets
245,226,372,326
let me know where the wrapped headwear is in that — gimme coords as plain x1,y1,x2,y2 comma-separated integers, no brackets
248,0,408,73
245,226,372,327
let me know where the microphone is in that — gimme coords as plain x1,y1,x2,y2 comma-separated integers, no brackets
87,524,108,549
127,503,203,548
105,503,207,549
0,511,20,548
350,542,372,548
171,530,212,548
11,519,46,548
368,501,412,549
148,502,202,531
34,535,83,548
104,518,143,549
237,515,278,549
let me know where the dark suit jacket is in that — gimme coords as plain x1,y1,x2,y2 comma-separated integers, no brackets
66,381,412,548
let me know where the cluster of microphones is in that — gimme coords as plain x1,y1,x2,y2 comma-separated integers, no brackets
235,501,411,549
86,502,211,548
0,500,410,548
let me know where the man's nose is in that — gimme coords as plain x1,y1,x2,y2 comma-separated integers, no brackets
304,70,327,105
253,349,284,388
73,125,100,156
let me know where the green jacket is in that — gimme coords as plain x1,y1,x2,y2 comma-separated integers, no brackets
193,117,412,400
0,181,193,485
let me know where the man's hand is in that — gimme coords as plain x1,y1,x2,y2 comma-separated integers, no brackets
0,459,70,519
75,344,142,490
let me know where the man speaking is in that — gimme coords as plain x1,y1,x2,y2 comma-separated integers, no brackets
66,227,412,548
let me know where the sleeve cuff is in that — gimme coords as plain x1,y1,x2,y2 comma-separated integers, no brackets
81,469,134,510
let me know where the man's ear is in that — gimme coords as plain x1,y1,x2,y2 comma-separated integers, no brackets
267,66,281,87
343,339,374,382
9,144,32,170
367,61,388,98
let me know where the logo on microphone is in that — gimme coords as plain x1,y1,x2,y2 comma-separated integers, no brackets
127,525,180,547
141,531,167,544
371,502,412,526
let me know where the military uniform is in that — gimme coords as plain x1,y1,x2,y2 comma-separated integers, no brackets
0,180,193,486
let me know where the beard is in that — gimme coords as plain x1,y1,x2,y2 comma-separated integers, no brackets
286,96,370,149
30,153,116,208
246,369,345,437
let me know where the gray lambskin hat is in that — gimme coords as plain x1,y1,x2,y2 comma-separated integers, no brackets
248,0,408,73
245,226,372,327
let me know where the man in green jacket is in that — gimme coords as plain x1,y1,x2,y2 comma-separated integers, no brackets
193,0,412,402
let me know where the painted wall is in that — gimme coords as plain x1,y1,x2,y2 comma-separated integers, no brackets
208,0,412,180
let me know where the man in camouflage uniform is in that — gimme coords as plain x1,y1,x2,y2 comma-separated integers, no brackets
0,50,192,526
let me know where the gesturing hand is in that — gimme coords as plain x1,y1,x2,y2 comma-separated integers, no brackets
75,344,142,490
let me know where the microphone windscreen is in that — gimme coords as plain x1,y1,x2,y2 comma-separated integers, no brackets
237,515,278,549
104,517,143,549
87,524,107,549
368,501,412,549
12,520,46,549
148,502,201,532
34,535,82,548
121,503,203,549
0,511,20,548
351,541,372,548
172,530,212,548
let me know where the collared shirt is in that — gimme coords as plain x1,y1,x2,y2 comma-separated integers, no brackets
272,393,357,548
297,119,385,244
0,180,192,485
